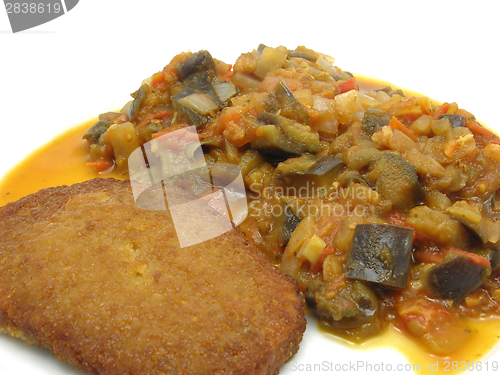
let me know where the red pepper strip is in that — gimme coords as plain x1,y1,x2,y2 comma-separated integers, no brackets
448,248,491,268
337,77,357,94
433,102,451,119
467,120,500,145
86,159,114,172
151,72,165,88
389,116,418,142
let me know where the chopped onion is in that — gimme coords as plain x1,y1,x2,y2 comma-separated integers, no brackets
120,100,132,114
358,92,380,108
141,75,152,87
177,93,219,115
316,55,339,77
254,46,288,78
212,82,238,102
231,72,261,90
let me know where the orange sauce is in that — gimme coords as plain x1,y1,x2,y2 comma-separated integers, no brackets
0,120,124,207
1,79,500,375
319,319,500,375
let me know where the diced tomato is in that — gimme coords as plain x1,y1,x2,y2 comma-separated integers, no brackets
337,77,357,94
217,110,256,147
433,102,451,119
413,246,447,264
386,211,418,242
323,245,335,255
311,252,328,274
386,211,407,227
389,116,417,142
162,52,188,82
467,119,500,145
151,72,165,88
413,246,491,267
221,64,234,82
448,248,491,268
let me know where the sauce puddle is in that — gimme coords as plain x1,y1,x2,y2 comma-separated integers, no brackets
0,119,124,207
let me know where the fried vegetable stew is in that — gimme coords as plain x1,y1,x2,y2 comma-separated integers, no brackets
84,45,500,354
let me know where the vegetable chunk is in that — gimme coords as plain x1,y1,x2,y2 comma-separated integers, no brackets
274,156,344,196
421,250,490,302
367,154,424,210
345,224,414,288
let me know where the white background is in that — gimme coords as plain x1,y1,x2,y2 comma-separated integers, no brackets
1,1,499,374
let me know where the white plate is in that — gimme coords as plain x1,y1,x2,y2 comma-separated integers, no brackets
1,1,500,374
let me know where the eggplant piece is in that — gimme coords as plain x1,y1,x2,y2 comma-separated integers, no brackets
306,280,381,337
175,51,224,107
176,50,216,82
185,73,224,108
264,78,309,124
332,71,354,82
139,121,168,142
361,107,392,136
439,114,466,128
287,49,318,62
445,200,500,245
250,113,320,160
421,251,490,302
178,104,211,127
367,154,424,210
83,119,112,144
172,87,214,126
374,86,405,97
277,204,301,245
128,84,148,121
470,248,500,272
345,224,413,288
338,171,370,187
274,156,344,197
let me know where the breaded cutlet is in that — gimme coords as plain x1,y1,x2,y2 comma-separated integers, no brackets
0,178,306,374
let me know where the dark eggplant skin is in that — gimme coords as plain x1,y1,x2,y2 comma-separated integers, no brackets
274,156,344,196
83,119,112,144
128,84,148,122
287,49,318,62
345,224,414,288
264,78,309,124
175,50,224,108
306,280,378,328
374,86,405,97
439,114,467,128
250,113,320,160
171,86,215,127
361,107,392,136
280,204,301,244
421,251,490,302
367,154,425,210
176,50,216,81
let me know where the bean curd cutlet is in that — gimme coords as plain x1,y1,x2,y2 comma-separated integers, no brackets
84,44,500,355
0,178,306,374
